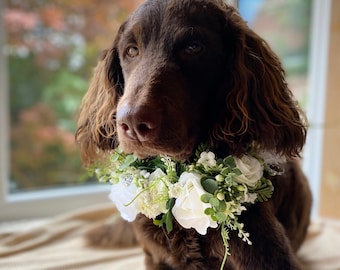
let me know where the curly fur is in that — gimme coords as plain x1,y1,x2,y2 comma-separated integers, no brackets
76,0,312,269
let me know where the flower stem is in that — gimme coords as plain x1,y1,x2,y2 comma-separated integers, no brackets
220,224,230,270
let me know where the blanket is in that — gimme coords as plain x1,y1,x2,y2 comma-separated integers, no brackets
0,203,339,270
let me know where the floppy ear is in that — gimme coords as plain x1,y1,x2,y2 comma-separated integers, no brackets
75,40,124,166
213,5,307,159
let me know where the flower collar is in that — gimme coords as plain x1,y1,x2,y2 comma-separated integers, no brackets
94,144,283,269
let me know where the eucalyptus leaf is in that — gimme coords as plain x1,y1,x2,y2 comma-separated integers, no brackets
201,193,213,203
216,200,227,212
204,208,215,215
215,212,227,222
209,197,220,208
201,178,218,194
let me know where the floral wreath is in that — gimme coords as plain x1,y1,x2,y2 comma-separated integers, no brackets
94,144,283,269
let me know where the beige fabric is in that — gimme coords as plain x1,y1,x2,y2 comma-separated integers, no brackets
0,203,339,270
299,219,340,270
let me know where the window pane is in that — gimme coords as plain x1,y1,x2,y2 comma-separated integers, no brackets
239,0,312,105
5,0,143,193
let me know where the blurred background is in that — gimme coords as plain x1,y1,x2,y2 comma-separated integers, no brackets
0,0,339,220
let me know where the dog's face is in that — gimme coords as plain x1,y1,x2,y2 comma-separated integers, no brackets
114,0,229,159
76,0,307,165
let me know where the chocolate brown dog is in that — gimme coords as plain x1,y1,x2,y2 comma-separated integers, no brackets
76,0,312,269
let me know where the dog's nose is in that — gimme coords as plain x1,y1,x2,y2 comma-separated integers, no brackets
117,103,160,142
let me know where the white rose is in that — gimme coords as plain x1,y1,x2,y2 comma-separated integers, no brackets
234,155,263,187
109,175,139,222
172,172,218,235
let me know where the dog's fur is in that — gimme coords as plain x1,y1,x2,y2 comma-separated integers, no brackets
76,0,312,269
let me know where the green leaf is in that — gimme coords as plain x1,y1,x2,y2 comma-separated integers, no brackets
204,208,215,215
201,193,213,203
249,178,274,202
209,197,220,208
153,218,163,227
166,198,176,210
220,167,231,176
216,200,227,212
223,156,235,166
153,214,165,227
119,154,137,170
110,152,120,162
201,178,218,194
215,212,227,222
195,143,210,159
165,212,174,233
176,162,187,176
231,168,242,176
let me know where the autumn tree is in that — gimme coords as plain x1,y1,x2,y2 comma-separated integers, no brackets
4,0,143,191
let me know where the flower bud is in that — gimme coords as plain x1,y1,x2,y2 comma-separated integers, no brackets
237,185,246,191
217,192,225,201
215,174,224,182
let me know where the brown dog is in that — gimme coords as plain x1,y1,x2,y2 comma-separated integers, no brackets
76,0,312,269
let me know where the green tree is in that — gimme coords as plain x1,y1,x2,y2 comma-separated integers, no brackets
5,0,143,191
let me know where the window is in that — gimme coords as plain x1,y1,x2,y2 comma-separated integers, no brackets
0,0,330,220
0,0,144,220
239,0,332,218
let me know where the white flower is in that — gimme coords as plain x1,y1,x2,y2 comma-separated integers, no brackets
257,150,285,176
172,172,218,235
140,170,150,178
137,168,168,219
149,168,166,182
234,155,263,187
168,182,184,198
258,150,286,165
241,192,258,204
197,151,216,167
109,174,139,222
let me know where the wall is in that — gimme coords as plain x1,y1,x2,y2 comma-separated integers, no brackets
320,0,340,219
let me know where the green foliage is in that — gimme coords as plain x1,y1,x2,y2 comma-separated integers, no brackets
6,0,139,191
201,178,218,194
43,70,88,131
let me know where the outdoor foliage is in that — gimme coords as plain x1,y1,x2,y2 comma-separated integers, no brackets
5,0,143,191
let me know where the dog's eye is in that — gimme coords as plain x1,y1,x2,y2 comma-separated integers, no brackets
184,42,204,56
126,46,139,58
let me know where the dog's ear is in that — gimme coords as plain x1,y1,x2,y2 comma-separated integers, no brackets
75,37,124,166
213,5,307,159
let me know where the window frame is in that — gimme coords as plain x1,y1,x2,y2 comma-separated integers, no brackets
0,0,330,220
302,0,332,218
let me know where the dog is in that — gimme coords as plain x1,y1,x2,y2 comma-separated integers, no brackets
76,0,312,269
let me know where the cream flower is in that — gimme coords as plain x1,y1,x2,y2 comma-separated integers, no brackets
234,155,263,187
197,151,217,167
137,168,168,219
109,174,139,222
172,172,218,235
241,192,258,204
168,182,184,198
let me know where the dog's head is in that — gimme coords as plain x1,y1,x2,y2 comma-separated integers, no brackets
76,0,307,165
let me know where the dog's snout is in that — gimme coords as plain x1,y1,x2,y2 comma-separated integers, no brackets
117,103,161,142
